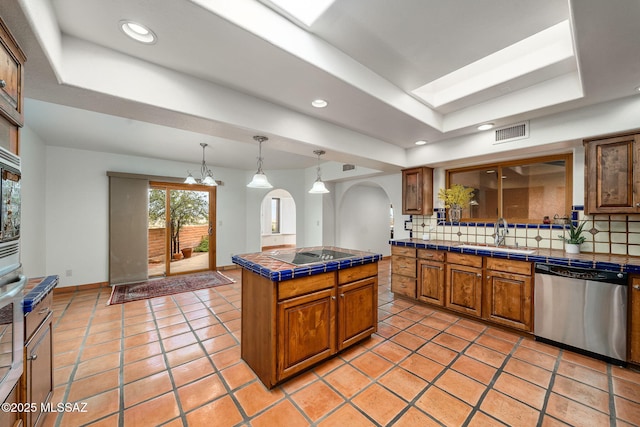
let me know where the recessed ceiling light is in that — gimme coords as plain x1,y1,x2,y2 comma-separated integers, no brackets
312,99,328,108
414,140,427,146
119,20,157,44
478,123,494,131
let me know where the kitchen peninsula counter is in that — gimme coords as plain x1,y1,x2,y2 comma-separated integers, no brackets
232,247,382,388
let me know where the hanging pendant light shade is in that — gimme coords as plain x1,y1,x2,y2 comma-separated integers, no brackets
309,150,329,194
185,143,217,186
247,135,273,189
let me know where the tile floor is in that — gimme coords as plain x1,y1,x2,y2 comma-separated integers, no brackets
42,260,640,427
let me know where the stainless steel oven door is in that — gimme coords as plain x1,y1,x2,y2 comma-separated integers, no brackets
0,272,25,403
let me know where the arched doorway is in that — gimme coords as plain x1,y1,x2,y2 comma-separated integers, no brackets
260,189,297,251
337,183,393,256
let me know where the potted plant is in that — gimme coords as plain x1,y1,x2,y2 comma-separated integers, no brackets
181,247,193,259
438,184,474,223
560,220,587,254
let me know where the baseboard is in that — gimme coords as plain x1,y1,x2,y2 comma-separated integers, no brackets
54,281,110,294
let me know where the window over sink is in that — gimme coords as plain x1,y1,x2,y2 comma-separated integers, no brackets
446,154,572,224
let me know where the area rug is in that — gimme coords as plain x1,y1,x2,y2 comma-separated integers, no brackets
107,271,235,305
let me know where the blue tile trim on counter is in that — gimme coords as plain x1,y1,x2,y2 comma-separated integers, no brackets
22,275,59,313
390,240,640,273
232,253,383,282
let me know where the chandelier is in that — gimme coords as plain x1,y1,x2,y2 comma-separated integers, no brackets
247,135,273,188
309,150,329,193
185,143,217,186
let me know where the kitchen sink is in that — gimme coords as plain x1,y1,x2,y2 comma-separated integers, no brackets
457,244,536,255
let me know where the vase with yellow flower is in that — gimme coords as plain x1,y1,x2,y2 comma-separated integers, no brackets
437,184,474,223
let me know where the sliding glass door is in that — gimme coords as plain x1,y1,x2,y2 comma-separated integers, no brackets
148,183,216,277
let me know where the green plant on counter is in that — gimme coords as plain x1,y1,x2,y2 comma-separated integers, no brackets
437,184,474,208
559,220,587,244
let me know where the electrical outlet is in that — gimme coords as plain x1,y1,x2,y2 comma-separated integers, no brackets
65,269,72,277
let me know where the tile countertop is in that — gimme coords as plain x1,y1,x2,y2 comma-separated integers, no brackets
391,239,640,274
232,246,383,282
22,275,59,314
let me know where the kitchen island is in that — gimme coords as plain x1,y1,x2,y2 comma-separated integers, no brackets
232,247,382,388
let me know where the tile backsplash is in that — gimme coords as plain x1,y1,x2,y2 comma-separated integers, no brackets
407,206,640,256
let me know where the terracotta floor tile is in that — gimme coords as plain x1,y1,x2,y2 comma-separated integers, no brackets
67,368,120,402
546,392,611,427
397,308,428,322
123,354,167,384
552,375,610,414
406,323,439,340
520,337,562,357
451,355,497,385
481,389,541,426
373,322,400,338
556,360,609,391
165,342,206,367
485,326,520,343
372,340,412,363
615,396,640,425
251,400,310,427
57,388,120,427
351,383,406,426
399,353,445,382
467,411,509,426
561,350,608,373
82,413,120,427
432,332,470,352
194,323,227,341
378,367,428,401
613,376,640,402
185,395,244,427
435,369,485,405
84,328,122,346
415,386,472,426
432,310,460,323
351,351,394,379
74,352,121,380
123,341,162,364
291,381,344,421
123,391,180,427
123,371,174,407
161,331,198,352
417,341,458,365
316,404,377,427
201,333,238,354
313,354,345,376
177,373,227,412
123,330,159,348
158,322,192,339
210,346,241,370
493,372,547,410
324,364,372,398
464,343,507,368
383,314,415,329
279,370,319,394
54,337,85,354
234,381,285,417
475,334,517,354
392,407,441,427
446,323,483,341
390,330,428,350
219,361,257,390
503,358,552,388
612,365,640,385
513,345,557,370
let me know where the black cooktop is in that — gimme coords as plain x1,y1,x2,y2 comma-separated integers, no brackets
269,249,356,266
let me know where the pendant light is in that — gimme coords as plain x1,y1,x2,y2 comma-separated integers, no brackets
247,135,273,189
185,143,217,186
309,150,329,194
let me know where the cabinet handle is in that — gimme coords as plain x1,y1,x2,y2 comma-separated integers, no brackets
38,307,49,315
28,354,38,361
331,296,336,300
634,284,640,290
0,80,5,88
476,273,482,277
340,294,345,298
636,203,640,207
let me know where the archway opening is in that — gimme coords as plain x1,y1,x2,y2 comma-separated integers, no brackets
260,189,297,251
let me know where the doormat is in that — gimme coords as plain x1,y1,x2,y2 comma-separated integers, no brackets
107,271,235,305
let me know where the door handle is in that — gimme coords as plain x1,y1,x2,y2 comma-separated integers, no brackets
208,222,213,235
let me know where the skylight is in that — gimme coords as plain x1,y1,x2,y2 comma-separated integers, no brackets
262,0,336,26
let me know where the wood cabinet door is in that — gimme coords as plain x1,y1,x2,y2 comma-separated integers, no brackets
0,18,26,127
418,260,445,306
402,167,433,215
445,263,483,316
277,288,336,381
585,134,640,214
337,277,377,351
631,277,640,364
484,270,532,331
25,317,53,427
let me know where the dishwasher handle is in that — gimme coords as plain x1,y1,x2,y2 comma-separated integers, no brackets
535,263,627,285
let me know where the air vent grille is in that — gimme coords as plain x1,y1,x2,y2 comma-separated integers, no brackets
343,164,355,172
493,121,529,144
0,241,19,257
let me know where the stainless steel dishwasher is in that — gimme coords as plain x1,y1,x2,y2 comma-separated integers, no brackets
534,263,628,364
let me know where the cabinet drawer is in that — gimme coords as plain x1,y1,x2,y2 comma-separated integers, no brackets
391,274,416,298
418,249,445,262
447,252,483,268
278,272,334,300
392,256,416,277
338,263,377,285
25,291,53,340
486,258,532,275
391,246,416,257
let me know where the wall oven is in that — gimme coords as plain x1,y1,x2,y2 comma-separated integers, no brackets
0,146,23,403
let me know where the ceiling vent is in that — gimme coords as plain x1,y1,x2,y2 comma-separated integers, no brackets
343,164,355,172
493,121,529,144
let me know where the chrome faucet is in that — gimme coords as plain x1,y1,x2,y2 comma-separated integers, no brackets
494,217,508,246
